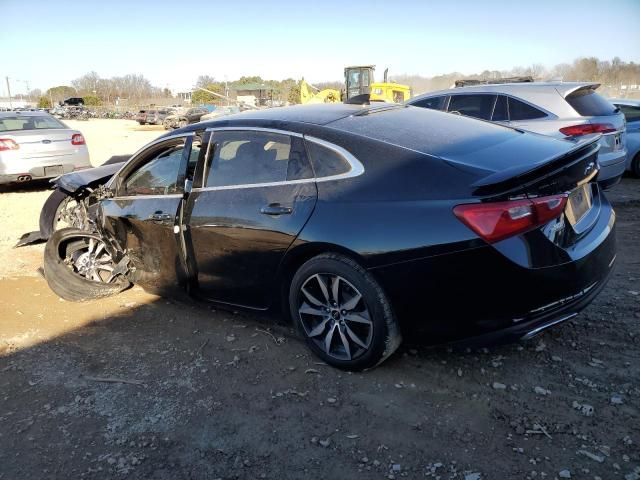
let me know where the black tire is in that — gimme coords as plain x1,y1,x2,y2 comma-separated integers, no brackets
632,153,640,178
44,228,129,302
289,253,401,370
39,189,71,239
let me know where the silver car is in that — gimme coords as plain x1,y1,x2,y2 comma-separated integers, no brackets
609,98,640,176
0,112,91,185
408,82,627,189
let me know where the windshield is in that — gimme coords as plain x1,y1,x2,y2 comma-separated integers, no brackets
0,115,67,132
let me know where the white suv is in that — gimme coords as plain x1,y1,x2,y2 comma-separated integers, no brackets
408,82,627,189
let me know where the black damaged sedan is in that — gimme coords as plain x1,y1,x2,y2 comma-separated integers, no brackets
43,103,616,370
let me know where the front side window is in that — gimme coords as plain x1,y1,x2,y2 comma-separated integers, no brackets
122,142,185,196
412,96,447,111
448,95,496,120
508,97,547,121
205,131,310,187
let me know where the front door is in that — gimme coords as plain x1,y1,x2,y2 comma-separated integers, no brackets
186,128,317,308
99,134,200,296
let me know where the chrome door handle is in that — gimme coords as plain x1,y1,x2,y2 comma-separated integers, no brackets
260,203,293,215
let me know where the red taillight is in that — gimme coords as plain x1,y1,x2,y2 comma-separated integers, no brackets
71,134,85,145
0,138,19,151
559,123,616,136
453,195,568,243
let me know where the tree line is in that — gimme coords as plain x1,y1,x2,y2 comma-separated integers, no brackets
36,71,171,108
394,56,640,95
32,56,640,108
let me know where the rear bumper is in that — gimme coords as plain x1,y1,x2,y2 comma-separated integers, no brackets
597,151,627,188
371,206,616,345
0,150,91,184
448,260,614,347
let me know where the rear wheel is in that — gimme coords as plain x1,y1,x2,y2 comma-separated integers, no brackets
44,228,129,302
289,253,401,370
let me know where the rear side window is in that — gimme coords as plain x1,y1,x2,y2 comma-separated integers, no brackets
566,88,617,116
492,95,508,121
305,141,351,178
508,98,547,120
448,95,496,120
617,104,640,122
411,96,447,111
205,131,312,187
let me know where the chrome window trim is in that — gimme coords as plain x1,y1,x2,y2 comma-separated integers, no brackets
304,135,365,181
192,129,364,193
111,194,183,201
204,126,303,138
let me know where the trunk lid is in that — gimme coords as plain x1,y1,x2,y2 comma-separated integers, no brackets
466,134,603,249
470,134,601,198
4,129,77,159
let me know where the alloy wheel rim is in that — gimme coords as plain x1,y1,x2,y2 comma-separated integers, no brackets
55,197,82,230
64,236,117,283
298,273,373,361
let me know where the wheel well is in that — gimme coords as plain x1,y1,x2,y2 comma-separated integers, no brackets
274,243,365,322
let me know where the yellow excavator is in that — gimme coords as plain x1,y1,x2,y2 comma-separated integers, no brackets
300,65,411,104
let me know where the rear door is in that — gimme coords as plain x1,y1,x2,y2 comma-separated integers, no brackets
99,134,201,296
186,128,317,308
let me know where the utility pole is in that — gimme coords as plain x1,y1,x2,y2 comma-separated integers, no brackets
5,77,13,109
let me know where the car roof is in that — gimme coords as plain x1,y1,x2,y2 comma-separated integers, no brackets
409,81,599,101
208,103,383,126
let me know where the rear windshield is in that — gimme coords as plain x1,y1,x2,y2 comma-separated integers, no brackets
0,115,67,132
566,88,617,116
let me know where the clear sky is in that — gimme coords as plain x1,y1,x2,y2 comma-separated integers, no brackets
1,0,639,94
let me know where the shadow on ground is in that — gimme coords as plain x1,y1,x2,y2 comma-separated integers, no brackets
0,179,639,479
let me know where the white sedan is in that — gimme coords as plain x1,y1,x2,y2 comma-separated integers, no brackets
0,112,91,185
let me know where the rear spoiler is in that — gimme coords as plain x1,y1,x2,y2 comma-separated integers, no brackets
471,135,601,197
555,83,601,98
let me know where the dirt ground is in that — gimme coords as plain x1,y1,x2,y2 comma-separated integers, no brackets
0,120,638,480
